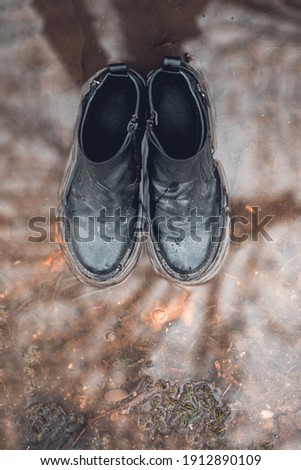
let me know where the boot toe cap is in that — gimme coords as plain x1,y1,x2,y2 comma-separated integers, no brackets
153,228,223,282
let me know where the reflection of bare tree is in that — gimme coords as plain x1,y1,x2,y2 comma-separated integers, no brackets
110,0,210,74
32,0,106,84
231,0,301,32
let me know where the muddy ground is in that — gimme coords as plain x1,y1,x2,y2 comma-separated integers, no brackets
0,0,301,450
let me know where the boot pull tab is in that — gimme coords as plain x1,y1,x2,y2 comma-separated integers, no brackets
109,63,128,76
163,56,181,73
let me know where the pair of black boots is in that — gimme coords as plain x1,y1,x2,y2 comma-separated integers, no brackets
58,56,229,288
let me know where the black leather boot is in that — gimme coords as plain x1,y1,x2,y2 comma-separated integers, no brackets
146,56,230,285
58,64,145,287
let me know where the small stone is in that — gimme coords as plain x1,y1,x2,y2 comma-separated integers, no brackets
278,414,297,441
104,389,128,403
152,308,167,322
105,331,116,342
111,370,126,385
279,436,301,450
260,409,274,419
260,410,276,434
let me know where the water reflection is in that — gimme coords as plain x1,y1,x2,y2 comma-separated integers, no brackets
1,0,301,450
